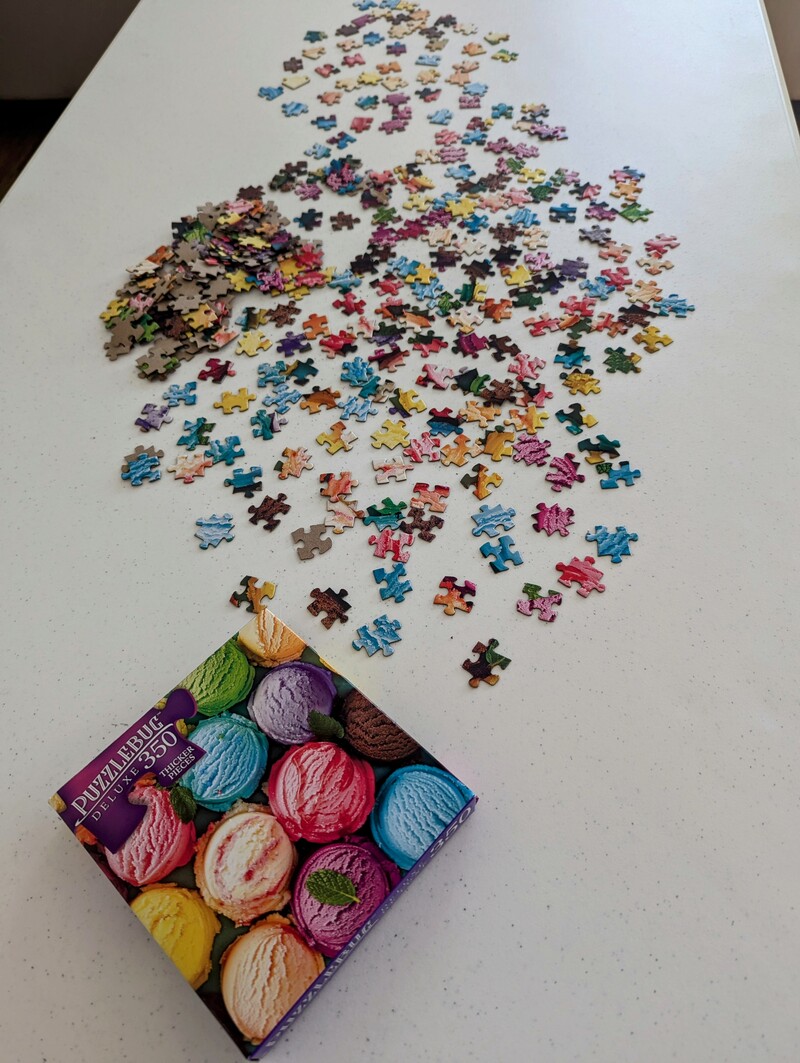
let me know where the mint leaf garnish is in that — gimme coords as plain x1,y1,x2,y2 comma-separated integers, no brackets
169,785,197,824
307,711,344,740
305,869,361,906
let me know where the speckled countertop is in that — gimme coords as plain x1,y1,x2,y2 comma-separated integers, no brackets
1,1,799,1060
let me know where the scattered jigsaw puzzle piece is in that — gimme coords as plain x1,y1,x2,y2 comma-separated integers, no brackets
121,445,163,486
373,562,413,603
433,576,476,615
369,528,414,562
248,492,291,531
479,535,523,573
462,639,511,687
167,453,214,483
372,456,415,482
599,461,641,489
213,388,257,414
556,555,605,596
532,502,574,537
316,420,358,454
585,524,638,563
352,614,402,657
230,576,277,612
195,513,235,549
319,471,358,501
308,587,351,628
223,466,263,498
135,404,173,432
460,463,503,499
516,583,562,622
275,447,314,479
291,524,332,560
325,497,365,534
471,503,516,537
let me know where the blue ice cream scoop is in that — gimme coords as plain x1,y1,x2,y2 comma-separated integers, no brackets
370,765,473,870
181,714,268,811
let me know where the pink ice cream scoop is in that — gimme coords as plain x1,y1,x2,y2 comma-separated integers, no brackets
247,662,336,745
104,782,195,887
266,742,375,843
291,836,400,957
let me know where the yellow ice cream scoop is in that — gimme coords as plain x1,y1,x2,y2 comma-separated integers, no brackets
131,884,220,990
237,610,306,668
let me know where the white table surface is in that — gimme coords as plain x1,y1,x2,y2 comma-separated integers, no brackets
1,1,799,1060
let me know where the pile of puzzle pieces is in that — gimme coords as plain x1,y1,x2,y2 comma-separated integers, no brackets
104,1,693,679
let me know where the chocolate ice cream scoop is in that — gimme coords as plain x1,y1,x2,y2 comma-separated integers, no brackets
341,690,419,762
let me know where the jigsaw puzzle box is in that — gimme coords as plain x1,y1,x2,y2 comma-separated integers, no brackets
51,609,476,1057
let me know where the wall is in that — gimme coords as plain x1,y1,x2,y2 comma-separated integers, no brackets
765,0,800,96
0,0,139,99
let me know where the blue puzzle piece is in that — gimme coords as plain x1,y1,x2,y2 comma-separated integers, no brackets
653,293,695,318
549,203,577,223
223,466,263,498
585,525,638,564
195,514,234,549
205,436,245,466
471,504,517,538
250,410,286,441
121,447,162,486
337,395,378,422
599,461,641,489
373,563,413,603
341,356,377,389
352,615,403,657
177,417,214,451
554,344,590,370
257,361,287,388
479,535,523,573
162,382,197,407
263,381,302,414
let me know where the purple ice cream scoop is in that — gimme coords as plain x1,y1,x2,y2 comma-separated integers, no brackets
247,662,337,745
291,836,400,957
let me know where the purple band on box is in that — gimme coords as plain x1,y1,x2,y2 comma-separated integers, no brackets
56,688,205,852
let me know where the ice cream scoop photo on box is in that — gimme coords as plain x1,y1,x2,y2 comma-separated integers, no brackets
50,608,477,1058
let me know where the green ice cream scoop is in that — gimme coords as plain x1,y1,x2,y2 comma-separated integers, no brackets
177,639,255,716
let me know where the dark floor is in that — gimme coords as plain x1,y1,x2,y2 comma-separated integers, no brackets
1,98,799,204
0,100,69,200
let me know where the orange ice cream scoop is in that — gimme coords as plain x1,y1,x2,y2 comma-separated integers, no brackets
104,781,195,887
267,741,375,843
220,915,324,1044
194,801,297,925
237,610,306,667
